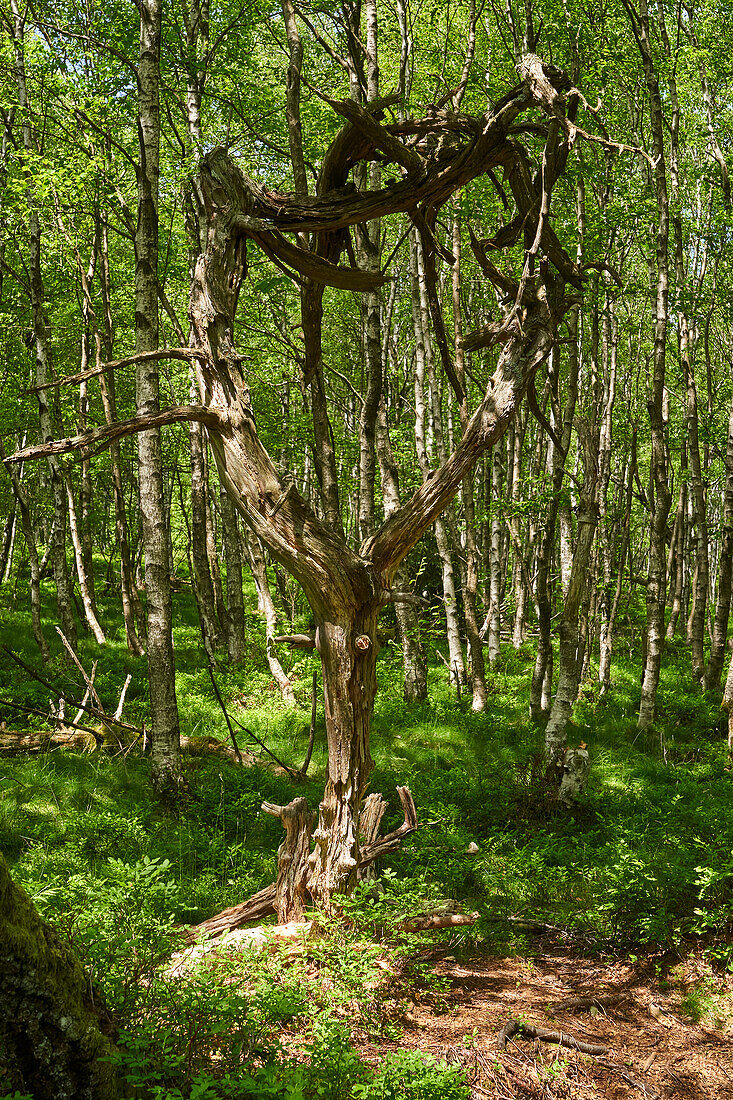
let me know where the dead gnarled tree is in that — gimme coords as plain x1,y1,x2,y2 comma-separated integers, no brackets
7,53,584,923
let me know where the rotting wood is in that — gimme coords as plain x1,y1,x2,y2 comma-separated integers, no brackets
398,910,479,932
263,797,316,922
497,1018,608,1055
183,785,418,943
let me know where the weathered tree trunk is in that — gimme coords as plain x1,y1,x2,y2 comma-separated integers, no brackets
0,853,119,1100
136,0,181,789
263,798,315,923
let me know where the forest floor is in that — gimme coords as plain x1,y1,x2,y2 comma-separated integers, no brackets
2,581,733,1097
361,945,733,1099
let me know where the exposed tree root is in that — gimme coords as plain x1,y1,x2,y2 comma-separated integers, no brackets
497,1019,609,1055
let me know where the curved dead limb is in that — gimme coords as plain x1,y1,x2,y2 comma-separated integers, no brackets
274,633,317,650
3,406,224,465
22,347,212,396
497,1019,608,1055
248,226,390,290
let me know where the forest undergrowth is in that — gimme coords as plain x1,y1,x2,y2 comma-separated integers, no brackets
1,576,732,1099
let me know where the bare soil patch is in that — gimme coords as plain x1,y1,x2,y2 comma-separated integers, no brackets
357,948,733,1099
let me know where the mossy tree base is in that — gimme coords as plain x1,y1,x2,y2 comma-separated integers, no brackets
0,853,119,1100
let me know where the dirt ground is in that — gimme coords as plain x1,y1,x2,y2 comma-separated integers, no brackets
358,947,733,1099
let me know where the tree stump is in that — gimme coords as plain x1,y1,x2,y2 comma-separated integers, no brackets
262,797,315,923
357,793,387,882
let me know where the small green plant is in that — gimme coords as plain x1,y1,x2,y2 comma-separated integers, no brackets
303,1017,368,1099
681,979,732,1030
354,1050,470,1100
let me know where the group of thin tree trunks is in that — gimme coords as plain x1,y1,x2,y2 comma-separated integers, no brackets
2,0,733,915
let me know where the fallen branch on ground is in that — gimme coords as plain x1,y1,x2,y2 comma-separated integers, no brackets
2,646,141,736
398,911,479,932
497,1019,608,1055
0,699,104,743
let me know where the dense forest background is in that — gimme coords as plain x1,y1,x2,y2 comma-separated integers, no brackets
1,0,733,1097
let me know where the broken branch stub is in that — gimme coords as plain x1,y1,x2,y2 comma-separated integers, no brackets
262,797,316,923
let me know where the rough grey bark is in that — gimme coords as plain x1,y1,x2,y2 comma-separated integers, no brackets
136,0,181,788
